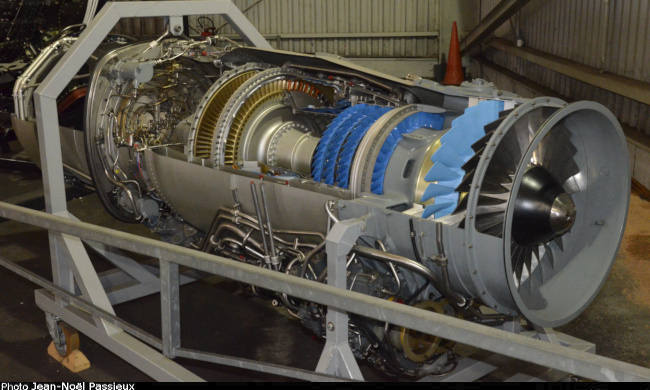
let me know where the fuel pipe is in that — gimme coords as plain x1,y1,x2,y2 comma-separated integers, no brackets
200,207,323,252
433,222,504,320
250,182,273,268
259,183,280,269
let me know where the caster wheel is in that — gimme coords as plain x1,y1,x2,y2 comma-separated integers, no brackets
53,322,80,358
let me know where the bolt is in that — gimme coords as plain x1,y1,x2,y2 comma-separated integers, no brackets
327,322,335,331
360,224,367,232
468,244,473,248
493,305,498,309
481,291,486,295
473,270,478,275
174,25,182,33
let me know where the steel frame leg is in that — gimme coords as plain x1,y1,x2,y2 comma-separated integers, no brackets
27,2,270,381
316,218,368,380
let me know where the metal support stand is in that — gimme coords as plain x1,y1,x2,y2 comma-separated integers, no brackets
29,0,271,381
316,217,369,380
160,260,180,359
83,0,100,24
534,326,561,345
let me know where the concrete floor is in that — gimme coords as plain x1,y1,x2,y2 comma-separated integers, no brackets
0,165,648,382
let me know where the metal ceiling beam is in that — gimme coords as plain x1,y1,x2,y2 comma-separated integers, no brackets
488,37,650,106
460,0,532,55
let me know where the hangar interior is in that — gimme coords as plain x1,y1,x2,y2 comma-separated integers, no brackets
0,0,648,382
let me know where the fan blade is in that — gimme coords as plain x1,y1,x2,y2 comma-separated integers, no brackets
489,131,523,173
562,175,582,194
513,243,524,286
484,164,515,186
533,245,545,283
451,194,469,215
527,106,558,134
539,126,577,165
536,127,580,185
472,131,495,152
540,126,572,158
477,195,507,206
479,176,510,194
514,119,535,156
543,242,555,269
475,195,508,216
462,150,483,173
500,108,515,118
480,116,504,136
523,247,532,284
456,169,476,193
476,211,505,236
553,236,564,252
531,245,540,269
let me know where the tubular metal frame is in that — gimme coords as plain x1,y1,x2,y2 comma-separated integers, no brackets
0,0,644,382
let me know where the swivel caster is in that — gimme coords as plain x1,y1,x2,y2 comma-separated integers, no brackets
45,314,90,372
51,321,80,358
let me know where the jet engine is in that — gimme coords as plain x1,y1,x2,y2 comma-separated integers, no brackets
13,33,630,378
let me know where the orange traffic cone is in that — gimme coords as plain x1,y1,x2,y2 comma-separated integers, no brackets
443,21,464,86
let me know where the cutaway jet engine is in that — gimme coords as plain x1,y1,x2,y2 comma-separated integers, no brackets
13,33,630,377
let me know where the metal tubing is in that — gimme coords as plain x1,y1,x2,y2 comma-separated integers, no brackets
259,183,279,266
249,183,271,261
231,217,318,249
13,37,76,119
212,222,265,254
0,203,649,381
375,240,400,296
219,206,326,240
299,240,326,278
434,222,466,306
325,201,339,223
351,246,440,287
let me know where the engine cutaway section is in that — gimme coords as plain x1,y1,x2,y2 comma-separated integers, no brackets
13,32,631,378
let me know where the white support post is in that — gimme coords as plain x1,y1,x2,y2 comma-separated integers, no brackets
29,1,271,379
316,218,368,380
83,0,100,24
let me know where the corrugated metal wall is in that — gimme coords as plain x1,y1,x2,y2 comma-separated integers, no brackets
111,0,166,37
113,0,440,58
477,0,650,135
197,0,439,57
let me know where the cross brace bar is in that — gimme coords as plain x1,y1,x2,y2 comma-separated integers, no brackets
0,200,648,382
